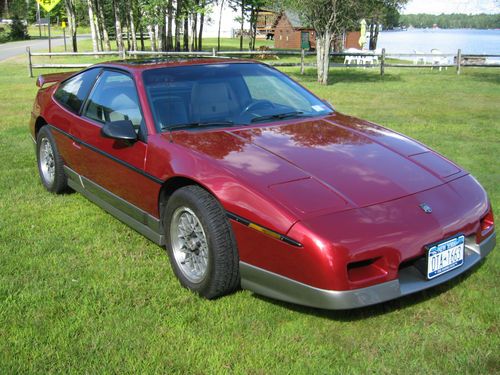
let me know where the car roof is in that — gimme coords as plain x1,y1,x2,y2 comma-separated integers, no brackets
95,57,260,72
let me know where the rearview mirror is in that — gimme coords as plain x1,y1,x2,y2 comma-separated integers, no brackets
101,120,137,143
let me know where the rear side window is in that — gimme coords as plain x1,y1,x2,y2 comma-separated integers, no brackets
54,68,101,113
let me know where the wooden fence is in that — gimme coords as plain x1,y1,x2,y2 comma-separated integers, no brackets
26,46,500,77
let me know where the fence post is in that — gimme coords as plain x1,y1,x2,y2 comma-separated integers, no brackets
380,48,385,76
300,48,305,75
27,47,33,78
212,48,216,57
456,49,462,75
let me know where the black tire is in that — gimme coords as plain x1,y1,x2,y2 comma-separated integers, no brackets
36,126,68,194
164,185,240,299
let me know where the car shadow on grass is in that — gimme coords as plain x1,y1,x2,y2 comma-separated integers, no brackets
251,259,485,321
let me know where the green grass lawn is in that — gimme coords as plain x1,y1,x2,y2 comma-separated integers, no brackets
27,25,91,39
0,51,499,373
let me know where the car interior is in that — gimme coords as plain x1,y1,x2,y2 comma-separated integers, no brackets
147,75,252,129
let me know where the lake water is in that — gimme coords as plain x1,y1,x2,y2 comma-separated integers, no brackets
377,29,500,58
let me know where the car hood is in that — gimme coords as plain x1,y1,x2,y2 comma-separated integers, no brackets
171,113,465,217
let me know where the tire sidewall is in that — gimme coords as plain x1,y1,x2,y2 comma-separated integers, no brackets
36,126,66,193
165,190,216,294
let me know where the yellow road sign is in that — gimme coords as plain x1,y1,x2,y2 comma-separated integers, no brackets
61,21,67,28
35,0,62,13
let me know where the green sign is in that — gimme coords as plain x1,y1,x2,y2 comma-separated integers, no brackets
36,0,62,13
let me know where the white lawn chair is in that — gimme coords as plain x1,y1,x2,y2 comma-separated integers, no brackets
344,48,362,65
431,49,448,71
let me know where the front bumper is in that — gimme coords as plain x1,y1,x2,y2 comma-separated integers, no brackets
240,231,496,310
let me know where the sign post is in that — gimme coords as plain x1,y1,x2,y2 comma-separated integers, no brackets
35,0,63,55
48,13,51,55
62,21,67,52
36,2,42,38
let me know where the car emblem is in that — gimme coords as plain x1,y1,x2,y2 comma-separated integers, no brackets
420,203,432,214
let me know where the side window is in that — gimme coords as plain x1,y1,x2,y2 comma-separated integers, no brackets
54,68,101,113
243,75,311,111
83,70,143,130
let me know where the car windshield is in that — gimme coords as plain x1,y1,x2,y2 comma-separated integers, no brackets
142,63,334,131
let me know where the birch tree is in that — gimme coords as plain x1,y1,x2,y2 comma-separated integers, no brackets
64,0,78,52
112,0,124,52
283,0,361,85
87,0,100,52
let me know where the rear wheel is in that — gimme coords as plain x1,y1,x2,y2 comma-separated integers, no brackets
164,185,239,299
36,126,67,193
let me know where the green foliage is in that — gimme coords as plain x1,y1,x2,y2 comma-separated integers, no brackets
8,14,29,40
0,28,10,43
401,13,500,29
384,6,401,28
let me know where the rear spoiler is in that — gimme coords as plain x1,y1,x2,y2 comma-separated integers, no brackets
36,72,74,88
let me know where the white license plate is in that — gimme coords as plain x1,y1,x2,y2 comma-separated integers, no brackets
427,235,465,279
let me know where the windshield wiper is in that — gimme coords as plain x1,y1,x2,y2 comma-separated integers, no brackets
250,111,310,123
166,120,234,131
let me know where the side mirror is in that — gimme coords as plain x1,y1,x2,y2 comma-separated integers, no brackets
101,120,137,143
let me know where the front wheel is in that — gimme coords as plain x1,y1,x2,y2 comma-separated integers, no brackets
164,186,240,299
36,126,67,194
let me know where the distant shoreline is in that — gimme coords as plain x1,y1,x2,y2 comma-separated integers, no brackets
378,28,500,56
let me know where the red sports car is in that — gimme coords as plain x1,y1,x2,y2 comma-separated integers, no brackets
30,59,495,309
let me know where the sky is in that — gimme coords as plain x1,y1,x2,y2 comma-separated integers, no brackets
402,0,500,15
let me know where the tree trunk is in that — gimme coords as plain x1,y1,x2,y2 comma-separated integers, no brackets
87,0,100,52
316,32,332,85
64,0,78,52
97,0,111,51
166,0,173,51
198,5,204,51
148,25,156,51
183,17,189,51
93,0,103,51
139,26,145,51
125,11,130,51
372,22,380,50
174,0,182,51
3,0,8,17
160,8,167,51
190,13,196,51
129,7,137,51
239,0,245,51
112,0,124,52
217,0,224,51
250,7,258,50
369,18,375,50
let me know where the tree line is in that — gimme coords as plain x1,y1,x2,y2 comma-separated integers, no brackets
400,13,500,29
3,0,407,85
2,0,272,52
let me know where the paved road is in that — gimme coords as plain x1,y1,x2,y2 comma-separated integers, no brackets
0,35,89,61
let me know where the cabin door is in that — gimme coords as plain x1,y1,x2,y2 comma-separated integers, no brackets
301,32,310,50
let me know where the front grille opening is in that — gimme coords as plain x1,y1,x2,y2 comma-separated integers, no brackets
347,257,388,283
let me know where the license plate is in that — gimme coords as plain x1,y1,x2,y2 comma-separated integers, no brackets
427,235,465,279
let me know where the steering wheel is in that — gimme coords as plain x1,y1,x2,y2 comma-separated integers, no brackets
240,99,275,115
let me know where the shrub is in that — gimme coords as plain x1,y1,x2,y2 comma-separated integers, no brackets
0,28,10,43
9,15,29,41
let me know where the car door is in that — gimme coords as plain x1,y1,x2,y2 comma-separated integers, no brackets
49,68,102,175
72,69,158,214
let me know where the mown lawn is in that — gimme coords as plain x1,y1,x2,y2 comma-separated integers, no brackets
0,51,499,374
